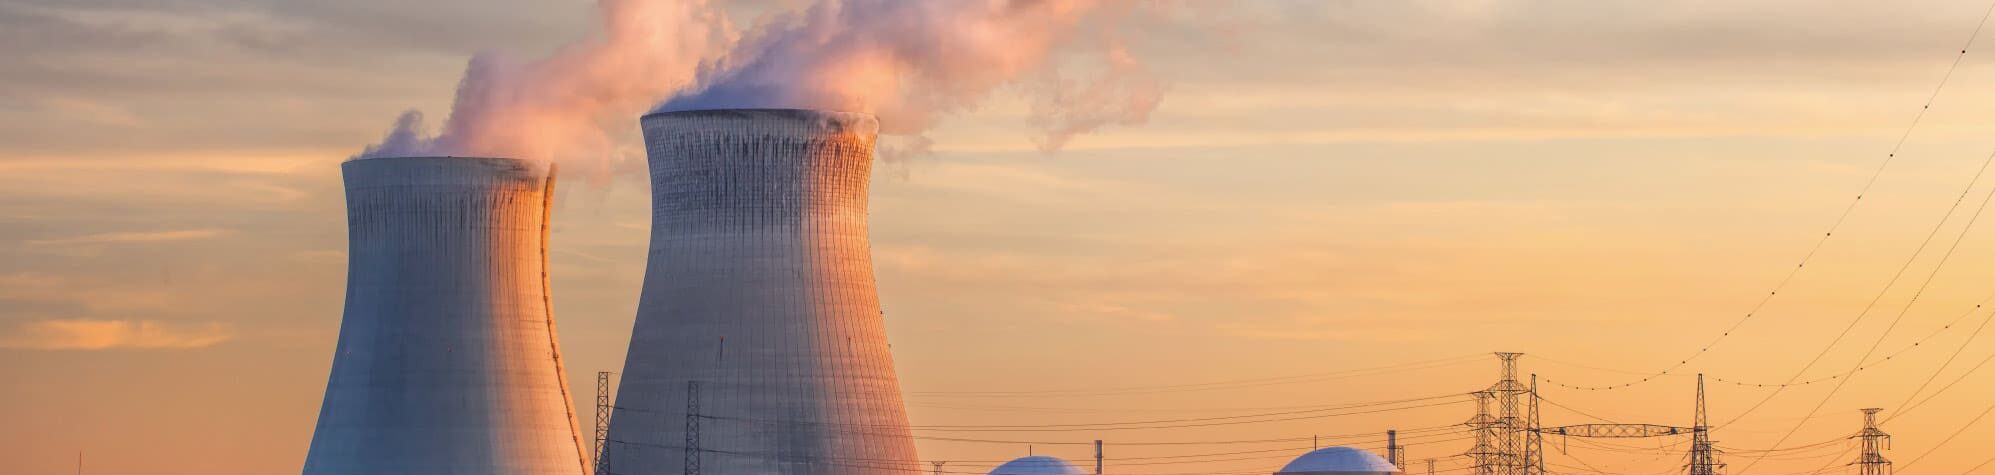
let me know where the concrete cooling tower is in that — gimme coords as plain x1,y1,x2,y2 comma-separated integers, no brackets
302,157,589,475
603,109,919,474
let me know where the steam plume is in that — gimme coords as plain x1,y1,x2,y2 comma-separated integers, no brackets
354,0,730,172
658,0,1168,153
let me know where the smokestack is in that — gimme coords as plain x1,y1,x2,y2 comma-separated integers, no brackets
302,157,588,475
605,109,919,474
1387,430,1402,470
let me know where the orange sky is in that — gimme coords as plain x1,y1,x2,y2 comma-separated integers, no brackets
9,1,1995,474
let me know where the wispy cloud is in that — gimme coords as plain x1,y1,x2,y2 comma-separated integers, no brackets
0,319,233,350
28,228,232,246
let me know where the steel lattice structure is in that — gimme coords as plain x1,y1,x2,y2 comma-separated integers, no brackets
1538,424,1694,438
1493,353,1528,475
596,372,617,475
1467,390,1501,475
1524,376,1543,475
1509,363,1721,475
1852,408,1891,475
1688,375,1724,475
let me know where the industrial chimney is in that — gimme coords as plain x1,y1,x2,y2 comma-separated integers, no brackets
603,109,919,474
302,157,589,475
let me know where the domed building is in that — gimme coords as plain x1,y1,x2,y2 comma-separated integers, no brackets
1273,446,1402,475
988,455,1087,475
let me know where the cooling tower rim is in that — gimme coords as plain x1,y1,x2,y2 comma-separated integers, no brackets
341,156,555,183
640,108,880,139
641,108,878,129
639,107,873,121
344,155,527,163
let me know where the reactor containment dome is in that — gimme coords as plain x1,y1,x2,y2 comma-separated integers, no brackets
301,156,589,475
1274,447,1402,475
987,456,1087,475
602,109,919,474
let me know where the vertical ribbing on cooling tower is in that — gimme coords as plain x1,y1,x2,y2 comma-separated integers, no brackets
605,109,919,474
303,157,588,475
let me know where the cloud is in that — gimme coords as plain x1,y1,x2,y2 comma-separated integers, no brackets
0,319,233,350
27,228,232,245
659,0,1170,154
354,0,731,175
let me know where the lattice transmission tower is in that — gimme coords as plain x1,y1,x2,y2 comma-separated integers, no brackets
595,372,615,475
684,381,702,475
1687,374,1724,475
1467,390,1501,475
1852,408,1891,475
1492,352,1528,475
1523,375,1543,475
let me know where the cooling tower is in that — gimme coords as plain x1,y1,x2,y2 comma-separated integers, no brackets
302,156,589,475
603,109,919,474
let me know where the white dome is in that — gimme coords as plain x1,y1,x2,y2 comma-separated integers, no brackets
1274,446,1401,474
988,456,1086,475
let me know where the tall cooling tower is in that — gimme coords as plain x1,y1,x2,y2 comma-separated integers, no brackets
303,156,590,475
604,109,919,474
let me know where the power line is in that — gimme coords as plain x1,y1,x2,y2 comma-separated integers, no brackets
908,354,1484,397
610,437,1479,474
1883,290,1995,414
614,391,1471,434
1541,293,1995,391
899,393,1469,430
704,398,1470,433
1547,0,1995,393
1734,145,1995,473
1893,396,1995,471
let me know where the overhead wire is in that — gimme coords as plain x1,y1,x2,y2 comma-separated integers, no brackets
896,393,1469,430
609,434,1479,474
1711,293,1995,388
1734,145,1995,474
1882,289,1995,416
1546,0,1995,393
1890,381,1995,471
907,353,1483,397
704,397,1468,432
1543,289,1995,391
1540,292,1995,391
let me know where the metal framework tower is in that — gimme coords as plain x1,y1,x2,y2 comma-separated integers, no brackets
1524,375,1543,475
1523,375,1715,475
1687,374,1724,475
1426,458,1436,475
684,381,702,475
597,371,615,475
1492,352,1528,475
1852,408,1891,475
1467,390,1501,475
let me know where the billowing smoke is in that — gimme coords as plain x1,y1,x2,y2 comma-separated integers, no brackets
353,0,731,174
657,0,1168,153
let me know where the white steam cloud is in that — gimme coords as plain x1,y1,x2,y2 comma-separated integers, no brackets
354,0,731,173
357,0,1172,166
656,0,1168,153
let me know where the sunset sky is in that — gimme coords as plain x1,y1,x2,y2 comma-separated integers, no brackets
10,0,1995,474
